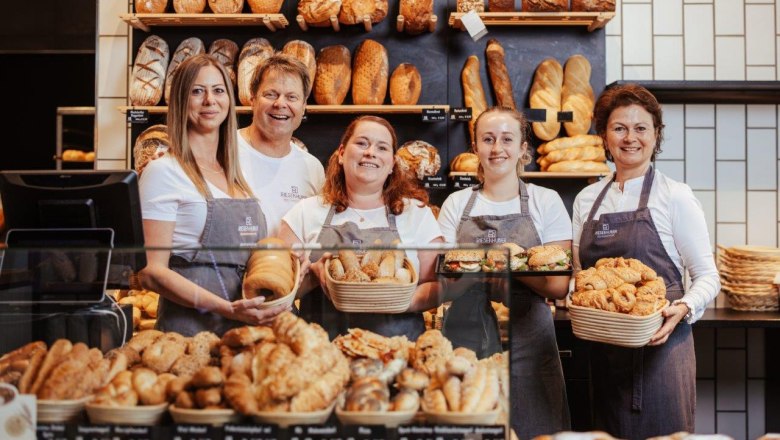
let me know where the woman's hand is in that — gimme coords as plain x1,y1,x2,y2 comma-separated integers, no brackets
310,252,332,299
229,296,291,326
647,302,689,346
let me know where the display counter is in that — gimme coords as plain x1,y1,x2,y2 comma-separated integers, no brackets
554,304,780,328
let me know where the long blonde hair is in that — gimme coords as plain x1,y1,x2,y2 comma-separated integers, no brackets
167,54,253,198
472,106,532,182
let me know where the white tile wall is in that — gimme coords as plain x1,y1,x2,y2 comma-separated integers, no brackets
717,223,747,247
606,0,622,35
746,66,777,79
693,190,717,248
623,65,654,80
97,37,128,98
98,0,129,36
623,4,654,65
684,4,716,65
715,37,746,80
748,380,766,440
656,160,685,181
747,104,777,127
686,65,716,79
747,129,777,189
716,161,747,222
715,0,745,35
685,128,716,189
747,191,777,245
96,98,130,160
686,104,716,127
606,36,623,83
746,4,776,65
716,348,746,410
654,0,684,35
663,104,686,159
654,36,685,79
716,105,746,160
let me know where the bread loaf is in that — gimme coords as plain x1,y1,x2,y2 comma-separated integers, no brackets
130,35,170,107
485,39,516,110
164,37,205,104
462,56,489,145
134,124,170,172
338,0,388,25
399,0,434,35
208,0,244,13
351,39,389,105
244,237,295,300
539,145,605,165
282,40,317,88
489,0,514,12
571,0,615,11
208,39,239,89
174,0,207,12
522,0,567,11
562,54,594,136
389,63,421,105
298,0,343,26
547,160,611,173
136,0,168,13
247,0,284,13
396,140,440,179
537,134,602,155
457,0,484,12
529,58,563,141
314,45,352,105
450,152,480,173
237,38,274,106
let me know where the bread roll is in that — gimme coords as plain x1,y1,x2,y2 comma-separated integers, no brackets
537,134,602,155
450,152,479,173
547,160,611,173
539,146,605,165
298,0,343,26
164,37,205,104
282,40,317,88
522,0,567,11
396,140,440,179
339,0,388,25
399,0,433,34
489,0,514,12
457,0,485,12
462,56,488,145
237,38,274,106
247,0,284,13
208,39,239,89
314,45,352,105
389,63,421,105
134,125,169,172
529,58,563,141
485,39,515,110
571,0,615,11
208,0,244,13
351,39,388,105
136,0,168,13
244,237,295,300
174,0,207,12
130,35,169,107
562,55,594,136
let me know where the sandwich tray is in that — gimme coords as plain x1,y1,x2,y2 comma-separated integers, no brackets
435,254,572,278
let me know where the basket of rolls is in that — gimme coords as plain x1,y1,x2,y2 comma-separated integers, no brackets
567,257,669,348
242,237,301,310
325,245,418,313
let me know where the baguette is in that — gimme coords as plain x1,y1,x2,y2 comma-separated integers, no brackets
529,58,563,141
547,160,611,173
314,45,352,105
164,37,205,104
129,35,169,107
537,134,603,155
462,56,488,145
485,39,516,109
352,39,389,105
389,63,422,105
281,40,317,88
208,39,240,89
562,55,595,136
399,0,434,35
237,38,274,106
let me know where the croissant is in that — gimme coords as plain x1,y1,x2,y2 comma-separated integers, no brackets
243,237,295,300
290,354,350,411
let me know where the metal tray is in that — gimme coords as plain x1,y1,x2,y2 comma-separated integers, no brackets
435,254,572,278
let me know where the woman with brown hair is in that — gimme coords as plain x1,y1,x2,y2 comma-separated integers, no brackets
278,115,443,340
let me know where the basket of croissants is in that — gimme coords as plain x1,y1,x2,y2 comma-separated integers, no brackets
325,247,418,314
242,237,301,309
567,257,669,348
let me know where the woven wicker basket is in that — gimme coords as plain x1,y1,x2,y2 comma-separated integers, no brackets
325,258,418,313
724,289,779,312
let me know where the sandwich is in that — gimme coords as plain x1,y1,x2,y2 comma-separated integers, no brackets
483,243,528,272
527,245,571,271
443,249,485,272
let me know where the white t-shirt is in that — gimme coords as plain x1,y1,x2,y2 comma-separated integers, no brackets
139,156,241,256
572,169,721,323
282,196,443,275
238,135,325,237
438,184,572,245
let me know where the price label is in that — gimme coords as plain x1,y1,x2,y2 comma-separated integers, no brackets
422,175,447,189
400,425,505,440
451,174,479,188
36,423,69,440
74,425,113,440
526,108,547,123
288,424,341,440
557,111,573,122
112,425,155,440
223,423,278,440
171,424,220,440
127,109,150,124
341,425,387,440
450,107,472,122
421,108,446,123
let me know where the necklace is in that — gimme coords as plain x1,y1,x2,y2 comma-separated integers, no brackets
349,206,366,223
198,163,224,174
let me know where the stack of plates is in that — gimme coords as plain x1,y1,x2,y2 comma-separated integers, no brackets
326,259,418,314
85,402,168,425
38,397,91,423
567,296,666,348
717,245,780,311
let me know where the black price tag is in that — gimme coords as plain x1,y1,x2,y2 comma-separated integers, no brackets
127,109,150,124
451,174,479,188
422,175,447,189
526,108,547,122
400,425,505,440
450,107,472,122
171,424,220,440
113,425,155,440
288,424,341,440
342,425,387,440
421,108,446,123
223,423,279,440
397,425,435,440
74,425,113,440
557,111,573,122
36,423,69,440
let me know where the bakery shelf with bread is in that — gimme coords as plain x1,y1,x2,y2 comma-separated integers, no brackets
119,104,450,115
448,11,615,32
121,13,289,32
396,13,437,34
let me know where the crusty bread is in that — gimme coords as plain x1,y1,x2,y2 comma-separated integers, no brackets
529,58,563,141
399,0,434,35
130,35,169,107
462,56,488,145
237,38,274,106
571,0,615,11
351,39,389,105
537,134,602,155
164,37,205,104
450,152,480,173
247,0,284,13
389,63,421,105
457,0,485,12
396,140,440,179
136,0,168,13
282,40,317,88
547,160,611,173
208,0,244,13
134,124,170,172
208,39,239,89
522,0,567,11
489,0,514,12
562,55,594,136
173,0,207,12
485,39,515,109
538,145,605,166
338,0,388,25
314,45,352,105
298,0,343,26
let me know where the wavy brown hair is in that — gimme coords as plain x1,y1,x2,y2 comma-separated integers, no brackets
322,115,429,215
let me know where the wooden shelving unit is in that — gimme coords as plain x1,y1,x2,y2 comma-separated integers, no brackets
448,11,615,32
118,105,450,115
523,171,611,179
120,13,289,32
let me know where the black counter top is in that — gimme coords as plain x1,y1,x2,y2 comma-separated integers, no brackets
555,307,780,328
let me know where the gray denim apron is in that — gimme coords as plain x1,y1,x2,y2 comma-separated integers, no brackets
157,196,266,337
299,205,425,341
444,182,570,439
578,167,695,440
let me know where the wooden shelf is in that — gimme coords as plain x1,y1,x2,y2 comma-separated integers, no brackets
523,171,611,179
610,80,780,104
119,105,450,115
448,11,615,32
120,13,289,32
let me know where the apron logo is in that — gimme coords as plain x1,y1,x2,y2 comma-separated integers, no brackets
475,229,506,244
238,216,259,234
281,185,307,201
352,239,363,246
594,223,618,239
245,216,253,225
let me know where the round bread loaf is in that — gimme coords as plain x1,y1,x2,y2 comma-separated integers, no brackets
208,39,240,89
338,0,388,25
281,40,317,89
237,38,274,106
173,0,207,12
134,124,170,172
399,0,433,34
136,0,168,13
208,0,244,13
164,37,205,104
389,63,421,105
522,0,566,11
130,35,169,106
396,140,441,180
247,0,284,13
450,152,479,173
489,0,514,12
314,45,352,105
571,0,615,11
457,0,484,12
351,39,388,105
298,0,343,26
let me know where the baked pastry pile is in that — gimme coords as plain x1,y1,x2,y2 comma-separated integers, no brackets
328,246,413,284
116,289,160,331
572,257,667,316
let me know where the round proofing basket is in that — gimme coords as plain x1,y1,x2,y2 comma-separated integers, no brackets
566,295,667,348
336,406,417,428
422,407,500,425
85,402,168,425
325,258,418,313
252,401,336,428
37,397,91,423
724,289,779,312
169,405,242,426
243,254,301,310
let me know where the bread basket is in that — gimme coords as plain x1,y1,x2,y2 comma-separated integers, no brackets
325,257,418,313
422,407,500,425
85,402,168,425
252,400,336,428
37,397,91,423
169,405,242,426
243,254,301,310
566,295,668,348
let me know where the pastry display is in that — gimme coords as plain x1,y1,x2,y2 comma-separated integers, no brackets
208,0,244,13
536,134,608,172
327,246,412,285
572,257,667,316
396,140,441,180
298,0,344,27
133,124,169,173
443,249,486,273
237,38,274,107
116,289,160,331
247,0,285,13
571,0,616,12
457,0,485,12
443,244,570,273
164,37,205,104
129,35,169,107
522,0,567,12
135,0,168,13
488,0,514,12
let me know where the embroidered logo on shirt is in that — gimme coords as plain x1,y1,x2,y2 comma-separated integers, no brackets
280,185,307,201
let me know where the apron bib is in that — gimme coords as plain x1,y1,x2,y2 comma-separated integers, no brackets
157,196,267,337
578,167,695,440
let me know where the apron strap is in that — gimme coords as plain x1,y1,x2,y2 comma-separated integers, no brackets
455,186,481,239
585,174,615,223
519,179,530,215
386,206,397,230
322,204,338,227
638,166,655,209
